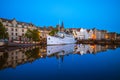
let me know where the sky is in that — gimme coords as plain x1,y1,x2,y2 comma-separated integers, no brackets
0,0,120,33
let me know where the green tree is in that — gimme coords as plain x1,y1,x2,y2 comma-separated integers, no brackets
25,29,33,40
25,29,40,42
32,29,40,42
0,22,8,39
49,29,58,36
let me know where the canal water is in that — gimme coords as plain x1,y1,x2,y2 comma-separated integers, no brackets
0,44,120,80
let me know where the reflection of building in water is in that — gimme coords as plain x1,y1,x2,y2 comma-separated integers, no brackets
74,44,108,55
47,44,119,60
46,44,119,63
0,44,119,70
0,46,47,70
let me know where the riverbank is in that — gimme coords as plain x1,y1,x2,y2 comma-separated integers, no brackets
77,40,120,45
0,39,120,48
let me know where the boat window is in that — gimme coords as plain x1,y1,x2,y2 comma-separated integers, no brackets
48,38,50,40
48,51,50,53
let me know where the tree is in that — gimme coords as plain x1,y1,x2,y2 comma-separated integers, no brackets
0,22,8,39
25,29,40,42
32,29,40,42
49,29,58,36
25,29,33,40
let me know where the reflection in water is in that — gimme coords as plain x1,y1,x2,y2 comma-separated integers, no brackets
0,44,119,70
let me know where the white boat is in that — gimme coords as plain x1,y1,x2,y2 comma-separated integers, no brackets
47,32,76,45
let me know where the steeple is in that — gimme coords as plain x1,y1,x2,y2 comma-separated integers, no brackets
61,21,64,32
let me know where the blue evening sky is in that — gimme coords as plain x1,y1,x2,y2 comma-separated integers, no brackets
0,0,120,33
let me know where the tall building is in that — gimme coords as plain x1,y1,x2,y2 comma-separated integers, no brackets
0,18,37,41
60,21,64,32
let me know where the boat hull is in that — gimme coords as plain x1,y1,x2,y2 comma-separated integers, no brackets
47,35,76,45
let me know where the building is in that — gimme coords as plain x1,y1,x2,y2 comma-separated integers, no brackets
72,28,89,40
0,18,37,41
101,30,107,40
116,34,120,40
38,26,50,38
106,32,117,40
87,29,94,39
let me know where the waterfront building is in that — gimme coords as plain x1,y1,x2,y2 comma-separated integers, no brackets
101,30,107,40
87,29,94,39
91,28,96,40
116,34,120,40
38,26,50,38
0,18,37,41
72,28,89,40
96,30,102,40
92,28,102,40
106,32,117,40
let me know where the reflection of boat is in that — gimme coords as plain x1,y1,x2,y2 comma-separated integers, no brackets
47,44,75,56
47,32,76,45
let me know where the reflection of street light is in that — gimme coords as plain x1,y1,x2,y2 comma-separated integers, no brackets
90,45,96,49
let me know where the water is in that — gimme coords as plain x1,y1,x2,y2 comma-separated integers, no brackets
0,44,120,80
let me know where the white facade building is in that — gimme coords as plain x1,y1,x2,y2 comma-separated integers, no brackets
72,28,89,40
0,18,37,41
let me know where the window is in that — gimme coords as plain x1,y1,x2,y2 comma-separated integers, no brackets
11,28,14,31
22,33,24,36
16,56,17,59
16,33,17,36
13,24,16,27
11,33,13,35
11,53,14,55
15,29,17,31
11,37,13,40
6,23,8,26
22,29,24,32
